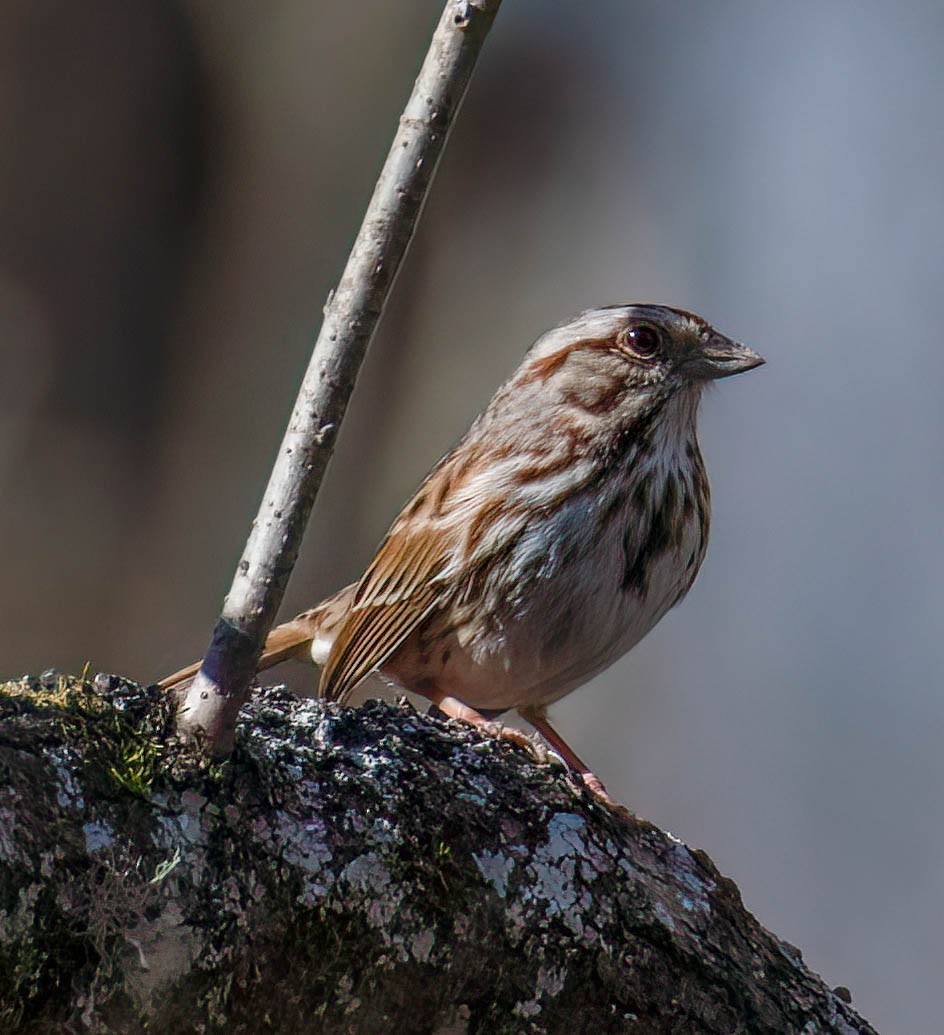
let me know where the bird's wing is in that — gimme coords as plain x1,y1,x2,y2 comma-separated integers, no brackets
320,426,553,701
318,450,470,702
319,514,451,701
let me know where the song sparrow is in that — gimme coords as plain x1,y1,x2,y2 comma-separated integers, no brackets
161,304,763,804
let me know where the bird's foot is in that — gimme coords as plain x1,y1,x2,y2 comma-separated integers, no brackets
576,770,634,820
426,694,548,763
483,722,549,764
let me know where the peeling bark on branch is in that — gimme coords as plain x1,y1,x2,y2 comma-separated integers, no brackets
0,676,876,1034
175,0,503,754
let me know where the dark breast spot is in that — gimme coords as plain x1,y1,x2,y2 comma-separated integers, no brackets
663,473,678,515
632,470,653,510
622,473,691,595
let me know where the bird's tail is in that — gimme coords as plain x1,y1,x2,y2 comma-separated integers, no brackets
156,585,355,693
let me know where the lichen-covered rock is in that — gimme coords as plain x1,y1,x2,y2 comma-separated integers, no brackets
0,676,877,1034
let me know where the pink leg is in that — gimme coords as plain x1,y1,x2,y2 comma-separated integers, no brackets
425,691,543,758
519,705,631,816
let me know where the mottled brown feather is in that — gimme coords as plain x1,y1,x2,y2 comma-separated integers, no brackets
320,370,625,701
319,466,457,701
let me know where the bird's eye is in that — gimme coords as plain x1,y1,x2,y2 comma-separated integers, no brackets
623,324,661,359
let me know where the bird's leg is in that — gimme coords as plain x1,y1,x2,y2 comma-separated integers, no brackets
518,704,631,815
424,691,545,760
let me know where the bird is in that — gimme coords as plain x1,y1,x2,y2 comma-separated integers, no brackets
160,304,763,805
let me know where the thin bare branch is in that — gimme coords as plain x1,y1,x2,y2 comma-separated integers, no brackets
175,0,503,753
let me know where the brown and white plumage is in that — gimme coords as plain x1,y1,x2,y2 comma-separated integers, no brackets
160,304,762,801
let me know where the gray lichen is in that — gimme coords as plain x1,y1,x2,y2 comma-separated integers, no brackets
0,675,878,1034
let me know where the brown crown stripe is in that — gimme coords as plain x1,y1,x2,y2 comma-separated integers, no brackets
518,337,615,385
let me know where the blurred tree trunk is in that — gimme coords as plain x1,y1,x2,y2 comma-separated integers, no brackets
0,676,877,1034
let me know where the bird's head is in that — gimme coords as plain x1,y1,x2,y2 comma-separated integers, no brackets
523,303,764,403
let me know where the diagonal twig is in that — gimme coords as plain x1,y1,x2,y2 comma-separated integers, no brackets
175,0,503,754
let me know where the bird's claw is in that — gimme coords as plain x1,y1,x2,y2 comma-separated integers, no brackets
483,721,549,763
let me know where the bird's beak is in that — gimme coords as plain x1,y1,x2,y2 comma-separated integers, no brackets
690,333,765,380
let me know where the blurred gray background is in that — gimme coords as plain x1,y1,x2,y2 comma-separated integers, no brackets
1,2,940,1031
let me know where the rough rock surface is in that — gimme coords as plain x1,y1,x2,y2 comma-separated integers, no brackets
0,675,877,1034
